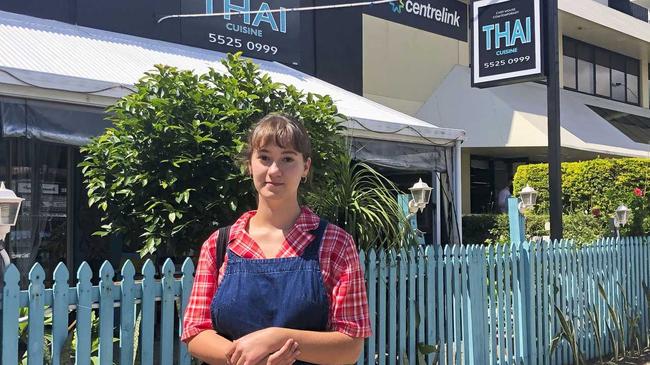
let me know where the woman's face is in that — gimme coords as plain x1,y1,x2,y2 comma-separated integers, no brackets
250,143,311,202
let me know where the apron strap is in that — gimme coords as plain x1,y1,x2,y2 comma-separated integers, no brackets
301,218,328,260
215,225,232,272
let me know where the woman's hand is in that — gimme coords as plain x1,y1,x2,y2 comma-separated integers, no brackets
226,328,290,365
263,338,300,365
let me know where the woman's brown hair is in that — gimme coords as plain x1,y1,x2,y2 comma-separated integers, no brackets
244,113,312,162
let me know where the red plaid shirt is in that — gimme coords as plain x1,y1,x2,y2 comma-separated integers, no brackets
181,207,371,342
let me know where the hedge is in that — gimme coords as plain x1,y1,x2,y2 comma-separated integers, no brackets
463,212,612,245
513,158,650,236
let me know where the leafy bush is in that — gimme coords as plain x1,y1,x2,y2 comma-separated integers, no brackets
513,158,650,236
462,214,504,245
463,211,608,245
305,155,417,250
80,53,346,256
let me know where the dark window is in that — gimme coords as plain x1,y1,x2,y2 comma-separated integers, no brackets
563,38,577,89
626,58,639,104
595,49,611,97
0,139,7,183
563,56,577,89
563,36,640,106
7,140,68,286
612,54,627,102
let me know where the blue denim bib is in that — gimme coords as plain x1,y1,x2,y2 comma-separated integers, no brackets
210,219,329,363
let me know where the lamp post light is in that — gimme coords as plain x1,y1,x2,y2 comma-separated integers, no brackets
0,182,24,271
613,204,629,237
508,185,539,245
406,178,433,219
401,178,433,245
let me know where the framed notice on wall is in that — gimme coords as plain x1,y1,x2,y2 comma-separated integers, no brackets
471,0,544,88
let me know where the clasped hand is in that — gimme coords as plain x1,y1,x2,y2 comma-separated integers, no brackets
226,327,300,365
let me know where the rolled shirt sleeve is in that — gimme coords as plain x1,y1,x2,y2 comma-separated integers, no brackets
181,232,218,343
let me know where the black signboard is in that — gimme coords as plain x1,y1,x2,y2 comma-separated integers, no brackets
180,0,301,65
0,0,302,66
471,0,544,88
364,0,467,42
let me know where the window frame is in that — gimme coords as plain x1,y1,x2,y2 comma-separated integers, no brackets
562,36,641,107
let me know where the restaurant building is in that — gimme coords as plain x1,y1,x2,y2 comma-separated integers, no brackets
0,0,465,281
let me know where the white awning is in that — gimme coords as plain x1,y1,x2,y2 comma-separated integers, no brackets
417,65,650,158
0,10,464,145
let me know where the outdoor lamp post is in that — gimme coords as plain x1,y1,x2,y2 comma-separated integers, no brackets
406,178,433,219
0,182,24,270
508,185,539,245
518,185,539,212
613,204,629,237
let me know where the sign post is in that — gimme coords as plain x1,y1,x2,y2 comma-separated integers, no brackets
546,0,563,240
471,0,563,238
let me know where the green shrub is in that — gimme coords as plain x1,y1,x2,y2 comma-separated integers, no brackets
463,211,609,245
80,53,346,256
563,211,610,243
462,214,503,245
514,158,650,236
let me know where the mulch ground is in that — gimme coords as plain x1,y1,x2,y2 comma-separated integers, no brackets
587,348,650,365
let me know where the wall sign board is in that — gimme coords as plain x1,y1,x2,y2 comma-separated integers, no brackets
181,0,301,65
365,0,468,42
471,0,544,88
1,0,302,66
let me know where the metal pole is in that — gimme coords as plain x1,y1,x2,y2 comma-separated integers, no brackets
435,171,441,245
546,0,563,240
454,140,463,244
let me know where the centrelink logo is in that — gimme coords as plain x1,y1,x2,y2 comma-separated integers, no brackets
390,0,405,13
388,0,460,27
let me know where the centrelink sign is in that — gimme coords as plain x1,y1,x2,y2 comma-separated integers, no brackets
181,0,301,65
471,0,544,88
365,0,468,41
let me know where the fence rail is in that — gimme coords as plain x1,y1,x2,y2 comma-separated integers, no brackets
1,237,649,365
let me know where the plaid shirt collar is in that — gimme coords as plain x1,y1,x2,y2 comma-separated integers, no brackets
228,206,321,258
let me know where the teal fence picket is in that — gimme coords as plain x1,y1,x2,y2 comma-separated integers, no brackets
160,259,176,365
378,250,387,365
2,265,20,365
398,248,406,365
27,263,45,365
366,249,377,365
140,259,156,365
120,260,136,365
99,261,115,365
388,250,397,365
76,262,93,365
51,263,69,365
357,250,366,365
179,258,195,365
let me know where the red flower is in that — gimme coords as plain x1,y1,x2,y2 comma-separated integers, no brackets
633,187,645,197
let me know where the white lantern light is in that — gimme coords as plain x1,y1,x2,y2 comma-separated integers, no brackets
615,205,630,227
519,185,538,209
0,182,24,241
408,178,433,213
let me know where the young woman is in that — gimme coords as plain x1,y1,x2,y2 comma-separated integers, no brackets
182,113,371,365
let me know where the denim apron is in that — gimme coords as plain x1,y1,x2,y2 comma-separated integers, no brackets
210,219,329,365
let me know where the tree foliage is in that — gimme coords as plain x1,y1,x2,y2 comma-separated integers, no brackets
80,53,346,256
